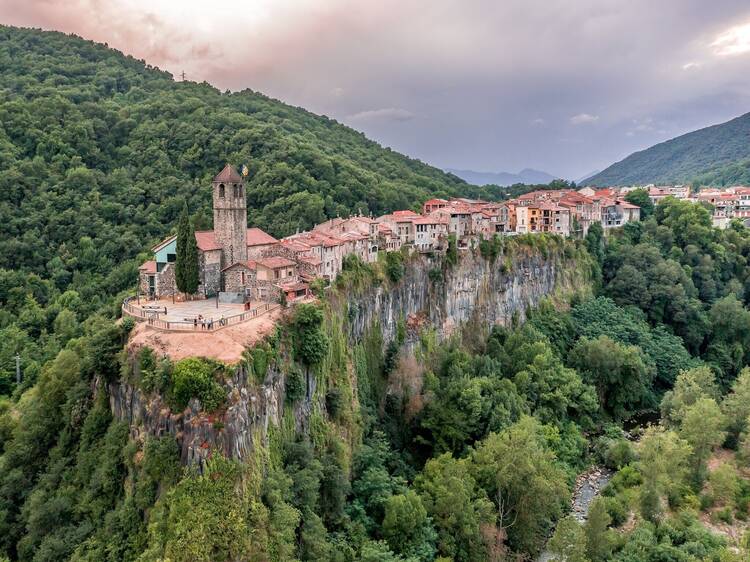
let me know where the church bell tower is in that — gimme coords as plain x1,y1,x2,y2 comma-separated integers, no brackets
212,164,248,269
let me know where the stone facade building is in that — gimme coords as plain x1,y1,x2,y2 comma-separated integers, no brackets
139,165,280,300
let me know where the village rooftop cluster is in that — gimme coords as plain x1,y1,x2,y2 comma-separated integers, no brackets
138,166,746,306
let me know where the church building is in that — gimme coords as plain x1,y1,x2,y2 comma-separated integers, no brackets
138,165,281,300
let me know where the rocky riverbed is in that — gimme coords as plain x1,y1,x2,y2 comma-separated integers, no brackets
537,465,613,562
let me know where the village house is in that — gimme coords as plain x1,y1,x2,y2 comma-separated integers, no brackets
413,216,449,252
599,198,641,229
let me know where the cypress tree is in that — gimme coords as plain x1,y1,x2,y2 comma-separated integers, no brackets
175,204,199,294
183,222,199,294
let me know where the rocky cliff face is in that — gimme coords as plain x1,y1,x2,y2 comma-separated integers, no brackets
345,247,584,347
111,245,589,465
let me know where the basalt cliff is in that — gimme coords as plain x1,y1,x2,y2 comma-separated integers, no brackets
110,239,593,466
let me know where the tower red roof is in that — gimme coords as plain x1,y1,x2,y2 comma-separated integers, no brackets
213,164,242,183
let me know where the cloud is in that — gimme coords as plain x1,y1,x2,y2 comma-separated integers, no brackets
4,0,750,179
570,113,599,125
712,21,750,56
346,107,415,122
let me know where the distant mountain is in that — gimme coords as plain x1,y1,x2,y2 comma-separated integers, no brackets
586,112,750,186
447,167,558,186
576,170,600,184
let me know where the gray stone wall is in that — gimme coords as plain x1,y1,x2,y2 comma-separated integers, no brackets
199,251,221,296
223,265,256,293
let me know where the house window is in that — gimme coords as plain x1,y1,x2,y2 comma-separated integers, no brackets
241,271,246,285
287,269,293,277
275,270,280,279
219,184,225,197
167,253,176,262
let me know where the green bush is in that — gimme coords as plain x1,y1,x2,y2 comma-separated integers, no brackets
711,507,733,524
286,368,305,403
170,358,225,412
603,465,642,496
604,439,636,470
139,347,171,394
700,492,716,511
385,252,405,283
291,304,330,366
121,316,136,334
326,388,343,420
603,495,629,527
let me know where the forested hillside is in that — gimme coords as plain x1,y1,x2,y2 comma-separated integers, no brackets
0,24,471,388
4,24,750,562
586,112,750,186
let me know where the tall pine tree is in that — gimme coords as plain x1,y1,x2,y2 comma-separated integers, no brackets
175,204,199,295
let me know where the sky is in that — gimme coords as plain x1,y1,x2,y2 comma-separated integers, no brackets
3,0,750,179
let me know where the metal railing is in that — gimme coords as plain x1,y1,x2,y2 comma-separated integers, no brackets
122,297,277,332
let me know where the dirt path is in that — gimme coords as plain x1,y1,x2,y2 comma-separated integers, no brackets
128,307,282,363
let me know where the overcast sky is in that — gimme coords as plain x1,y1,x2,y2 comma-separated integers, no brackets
4,0,750,179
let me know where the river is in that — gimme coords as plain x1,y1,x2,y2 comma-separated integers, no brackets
537,466,613,562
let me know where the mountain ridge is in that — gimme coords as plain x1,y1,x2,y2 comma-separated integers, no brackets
586,112,750,186
447,167,558,186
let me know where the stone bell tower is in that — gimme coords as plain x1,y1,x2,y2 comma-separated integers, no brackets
212,164,248,269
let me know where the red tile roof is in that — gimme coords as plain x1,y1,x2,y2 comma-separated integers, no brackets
139,260,157,274
221,260,257,272
247,227,278,246
257,256,296,269
298,255,322,266
194,231,222,251
214,164,242,183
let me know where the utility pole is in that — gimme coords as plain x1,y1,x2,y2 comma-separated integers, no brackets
181,70,186,81
15,354,21,385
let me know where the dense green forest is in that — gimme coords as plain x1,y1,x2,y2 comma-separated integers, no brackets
4,24,750,562
586,112,750,186
0,25,572,393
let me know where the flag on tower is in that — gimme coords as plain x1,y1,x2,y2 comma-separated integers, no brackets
241,164,249,177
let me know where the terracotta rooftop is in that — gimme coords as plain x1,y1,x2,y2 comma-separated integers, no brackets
257,256,296,269
213,164,243,183
221,260,257,272
298,255,322,266
194,231,222,251
247,227,278,246
139,260,157,274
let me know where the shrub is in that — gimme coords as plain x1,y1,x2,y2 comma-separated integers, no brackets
603,495,629,527
604,439,636,470
170,358,225,412
709,462,740,507
121,316,136,334
700,492,715,511
711,507,733,524
385,252,405,283
428,268,443,283
603,465,642,496
291,304,329,366
326,388,343,420
446,235,458,266
286,368,305,403
139,347,170,394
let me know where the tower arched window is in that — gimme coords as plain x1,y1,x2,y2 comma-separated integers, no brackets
219,184,225,198
233,184,240,198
